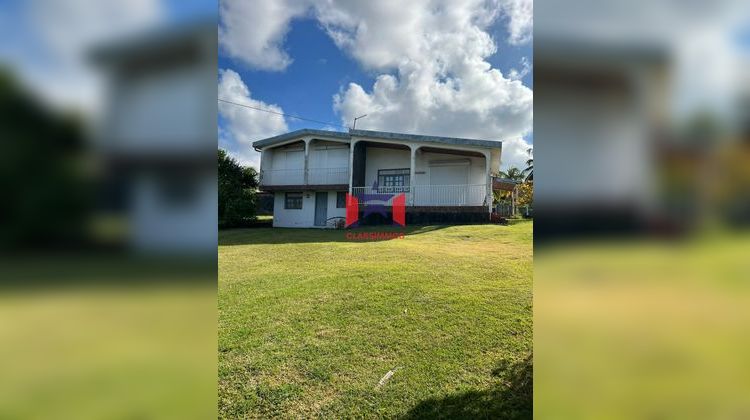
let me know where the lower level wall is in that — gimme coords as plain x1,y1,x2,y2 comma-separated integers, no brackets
356,206,489,226
273,190,346,228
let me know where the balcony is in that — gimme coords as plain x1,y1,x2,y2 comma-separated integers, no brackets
308,167,349,185
351,184,488,207
260,167,350,188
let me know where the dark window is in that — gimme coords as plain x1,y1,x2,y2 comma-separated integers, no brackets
377,168,410,192
157,175,199,208
336,191,347,208
284,192,303,209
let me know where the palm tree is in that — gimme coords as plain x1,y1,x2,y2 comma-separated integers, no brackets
523,147,533,180
498,166,524,181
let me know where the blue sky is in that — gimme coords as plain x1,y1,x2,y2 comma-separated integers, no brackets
219,18,533,134
218,1,534,170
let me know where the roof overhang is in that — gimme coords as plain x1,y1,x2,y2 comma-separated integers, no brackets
252,129,350,150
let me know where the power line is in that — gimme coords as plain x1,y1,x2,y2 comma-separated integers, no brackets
218,98,349,129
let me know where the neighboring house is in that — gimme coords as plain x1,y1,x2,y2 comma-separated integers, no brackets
91,21,217,254
534,37,669,236
253,129,503,228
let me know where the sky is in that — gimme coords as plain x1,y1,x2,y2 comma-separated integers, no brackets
218,0,534,171
0,0,216,116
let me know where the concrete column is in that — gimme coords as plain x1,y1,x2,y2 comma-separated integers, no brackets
409,145,418,206
303,138,311,185
348,139,357,194
485,151,492,214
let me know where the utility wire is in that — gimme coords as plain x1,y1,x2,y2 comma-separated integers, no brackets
218,98,349,130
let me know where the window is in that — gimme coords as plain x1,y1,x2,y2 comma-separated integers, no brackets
157,175,199,208
336,191,347,208
377,168,410,192
284,192,303,209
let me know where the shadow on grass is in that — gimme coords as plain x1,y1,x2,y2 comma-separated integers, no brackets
401,354,532,420
218,225,453,245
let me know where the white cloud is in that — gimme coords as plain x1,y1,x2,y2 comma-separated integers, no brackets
219,0,535,169
219,0,309,71
9,0,164,113
218,68,288,167
508,56,531,80
501,0,533,45
324,0,533,169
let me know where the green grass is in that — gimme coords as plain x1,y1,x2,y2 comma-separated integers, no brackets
218,222,533,418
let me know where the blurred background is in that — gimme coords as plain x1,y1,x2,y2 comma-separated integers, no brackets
3,0,750,417
0,0,217,418
534,0,750,417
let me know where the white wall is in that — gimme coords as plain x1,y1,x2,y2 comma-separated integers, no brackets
308,141,349,168
308,141,350,184
363,147,410,186
327,191,347,220
106,65,214,153
131,173,217,254
535,83,653,208
267,143,305,185
362,147,487,186
415,151,487,186
273,190,346,228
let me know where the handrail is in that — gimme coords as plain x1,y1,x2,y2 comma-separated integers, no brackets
351,184,488,206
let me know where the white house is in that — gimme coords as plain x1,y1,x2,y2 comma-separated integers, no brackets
253,129,503,228
92,21,217,254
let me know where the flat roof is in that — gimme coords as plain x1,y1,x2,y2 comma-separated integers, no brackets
252,128,502,150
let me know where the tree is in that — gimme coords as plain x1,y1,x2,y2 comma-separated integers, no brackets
523,147,533,180
0,69,90,249
218,149,258,228
517,181,533,207
498,166,525,181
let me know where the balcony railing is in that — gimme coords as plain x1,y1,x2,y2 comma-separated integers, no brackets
308,167,349,185
351,184,488,206
260,167,349,186
259,168,304,186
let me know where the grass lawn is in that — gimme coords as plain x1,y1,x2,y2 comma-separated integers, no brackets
218,222,533,418
535,232,750,419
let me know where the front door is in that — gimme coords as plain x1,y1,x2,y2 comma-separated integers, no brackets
314,192,328,226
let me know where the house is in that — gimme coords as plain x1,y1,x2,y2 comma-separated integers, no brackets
534,37,669,237
252,129,503,228
91,21,217,254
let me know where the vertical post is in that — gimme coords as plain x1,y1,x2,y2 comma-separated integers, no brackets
485,151,492,214
348,139,357,194
303,138,311,185
409,145,418,206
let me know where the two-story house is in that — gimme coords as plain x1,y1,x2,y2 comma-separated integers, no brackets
92,21,217,253
253,129,503,228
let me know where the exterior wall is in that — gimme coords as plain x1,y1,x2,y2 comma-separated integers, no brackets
308,141,350,184
273,191,315,227
360,147,486,187
308,141,349,168
267,143,305,185
272,190,346,228
363,147,411,186
326,191,347,220
131,172,217,253
104,65,214,154
535,69,654,210
414,151,486,186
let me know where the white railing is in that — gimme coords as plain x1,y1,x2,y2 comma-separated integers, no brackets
351,184,488,206
260,168,304,185
308,167,349,185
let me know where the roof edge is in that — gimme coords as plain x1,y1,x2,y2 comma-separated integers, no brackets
252,128,503,150
252,129,350,149
350,129,502,149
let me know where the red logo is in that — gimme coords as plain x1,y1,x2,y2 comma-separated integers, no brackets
345,182,406,227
